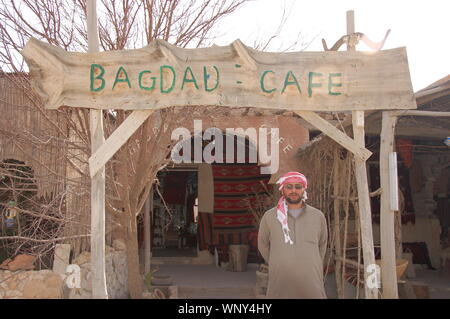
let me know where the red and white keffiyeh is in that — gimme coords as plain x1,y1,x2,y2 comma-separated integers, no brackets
275,172,308,245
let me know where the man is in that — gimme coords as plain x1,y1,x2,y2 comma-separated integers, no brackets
258,171,328,299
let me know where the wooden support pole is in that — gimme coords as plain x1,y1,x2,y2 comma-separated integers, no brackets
89,110,153,177
353,113,379,299
390,110,450,117
346,10,356,51
379,111,399,298
348,10,378,299
144,192,152,275
336,257,365,271
332,154,344,298
294,110,372,161
88,0,108,299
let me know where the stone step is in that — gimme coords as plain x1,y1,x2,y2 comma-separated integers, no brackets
152,257,195,265
151,257,214,265
151,257,208,265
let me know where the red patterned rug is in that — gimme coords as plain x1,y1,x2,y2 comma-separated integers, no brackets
211,163,271,245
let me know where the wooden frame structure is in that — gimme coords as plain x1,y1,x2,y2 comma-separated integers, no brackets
87,0,107,299
20,4,418,299
379,109,450,298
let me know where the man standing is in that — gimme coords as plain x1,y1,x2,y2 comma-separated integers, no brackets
258,171,328,298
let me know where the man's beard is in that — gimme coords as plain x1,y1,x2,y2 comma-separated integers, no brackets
285,195,302,204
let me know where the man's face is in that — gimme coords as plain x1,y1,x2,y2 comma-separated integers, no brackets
281,183,305,204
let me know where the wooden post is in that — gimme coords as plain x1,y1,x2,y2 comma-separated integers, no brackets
88,0,108,299
346,10,356,51
348,10,378,299
352,112,379,299
379,111,399,298
144,191,152,275
332,153,344,298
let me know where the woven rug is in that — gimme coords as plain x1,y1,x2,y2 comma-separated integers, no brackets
211,163,270,245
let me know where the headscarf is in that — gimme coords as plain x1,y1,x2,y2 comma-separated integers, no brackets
275,172,308,245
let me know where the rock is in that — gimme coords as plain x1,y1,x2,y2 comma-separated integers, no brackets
151,288,166,299
7,278,18,290
0,258,12,269
112,239,126,251
168,286,178,299
5,290,22,298
7,254,36,271
105,245,115,254
23,279,62,299
80,267,92,291
53,244,71,275
68,289,83,299
105,255,113,272
0,285,8,293
16,272,27,280
142,291,153,299
142,288,167,299
45,274,63,288
73,251,90,265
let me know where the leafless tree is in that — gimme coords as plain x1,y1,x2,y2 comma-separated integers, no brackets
0,0,309,298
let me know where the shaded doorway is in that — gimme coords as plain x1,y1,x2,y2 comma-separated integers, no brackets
138,132,272,264
151,169,198,257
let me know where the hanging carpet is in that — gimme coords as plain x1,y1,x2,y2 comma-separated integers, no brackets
211,163,270,245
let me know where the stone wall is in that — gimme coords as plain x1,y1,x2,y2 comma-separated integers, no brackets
68,248,128,299
0,270,63,299
0,241,128,299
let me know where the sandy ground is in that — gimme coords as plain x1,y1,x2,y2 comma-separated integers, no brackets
149,263,450,299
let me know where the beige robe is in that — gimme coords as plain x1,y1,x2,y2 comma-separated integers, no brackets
258,204,328,299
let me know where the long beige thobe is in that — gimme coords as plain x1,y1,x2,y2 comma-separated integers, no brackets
258,204,328,299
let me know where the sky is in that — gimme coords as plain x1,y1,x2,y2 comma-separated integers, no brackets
215,0,450,92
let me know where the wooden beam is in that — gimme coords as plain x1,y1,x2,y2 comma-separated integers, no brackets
333,156,344,298
352,110,379,299
346,12,378,299
88,0,108,299
294,110,372,161
335,257,365,271
391,110,450,117
379,111,399,298
232,39,258,71
159,44,182,69
346,10,356,51
144,193,152,275
415,87,450,105
21,38,417,112
89,110,153,177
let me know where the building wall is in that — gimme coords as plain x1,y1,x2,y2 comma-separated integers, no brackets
175,114,310,181
0,244,128,299
0,74,68,198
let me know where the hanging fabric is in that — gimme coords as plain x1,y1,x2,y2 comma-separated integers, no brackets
198,163,214,213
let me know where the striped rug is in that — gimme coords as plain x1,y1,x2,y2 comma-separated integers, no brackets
211,163,271,245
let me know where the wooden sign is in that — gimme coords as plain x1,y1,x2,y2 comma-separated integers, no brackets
22,37,416,111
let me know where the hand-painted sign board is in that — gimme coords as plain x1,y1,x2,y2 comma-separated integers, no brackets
22,37,416,111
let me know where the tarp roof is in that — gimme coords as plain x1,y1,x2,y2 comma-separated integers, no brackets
415,74,450,106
